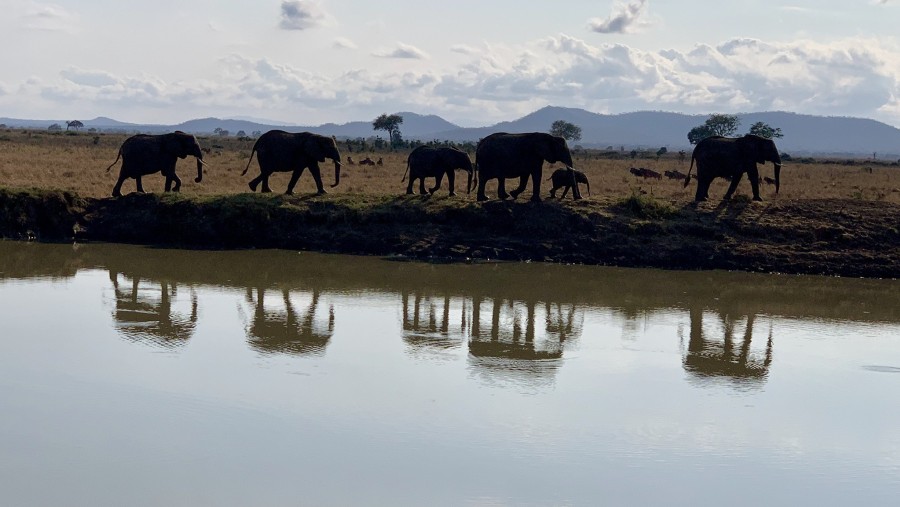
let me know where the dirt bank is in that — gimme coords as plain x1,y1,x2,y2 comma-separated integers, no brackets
1,187,898,279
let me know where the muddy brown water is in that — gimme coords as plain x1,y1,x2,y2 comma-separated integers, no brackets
1,241,899,506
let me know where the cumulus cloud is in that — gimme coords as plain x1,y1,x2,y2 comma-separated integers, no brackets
373,42,429,59
589,0,648,34
4,34,900,128
279,0,328,31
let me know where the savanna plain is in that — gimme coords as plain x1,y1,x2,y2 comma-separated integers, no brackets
1,129,899,278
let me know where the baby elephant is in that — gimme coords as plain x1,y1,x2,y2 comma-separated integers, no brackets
547,168,590,199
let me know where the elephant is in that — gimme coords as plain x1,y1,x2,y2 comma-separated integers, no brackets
106,131,205,197
241,130,342,195
473,132,579,202
402,145,474,196
684,134,782,202
547,168,590,199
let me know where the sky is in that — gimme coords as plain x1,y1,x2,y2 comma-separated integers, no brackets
1,0,899,127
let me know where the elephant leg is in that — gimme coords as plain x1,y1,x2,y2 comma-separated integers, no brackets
261,175,273,193
309,164,326,195
112,175,127,197
508,176,528,199
286,169,303,195
446,171,456,196
695,175,712,202
248,174,261,192
429,173,446,195
406,176,415,195
477,178,488,202
560,185,570,199
419,176,428,195
171,173,182,192
135,176,145,193
529,170,542,202
165,176,173,192
723,172,744,201
549,185,558,198
748,166,762,201
497,177,509,200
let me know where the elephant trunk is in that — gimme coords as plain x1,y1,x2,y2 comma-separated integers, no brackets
467,168,474,194
331,160,342,188
585,178,591,197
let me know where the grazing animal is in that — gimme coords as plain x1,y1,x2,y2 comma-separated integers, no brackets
346,156,355,165
547,168,590,199
664,169,688,181
106,131,205,197
763,176,776,185
376,157,384,166
360,157,376,166
241,130,342,195
641,168,662,180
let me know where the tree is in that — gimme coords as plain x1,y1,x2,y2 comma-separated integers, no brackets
66,120,84,131
48,123,62,131
687,114,741,144
747,121,783,139
549,120,582,142
236,130,247,138
656,147,667,160
372,113,403,147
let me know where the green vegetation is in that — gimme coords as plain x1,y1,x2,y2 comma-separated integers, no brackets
550,120,582,142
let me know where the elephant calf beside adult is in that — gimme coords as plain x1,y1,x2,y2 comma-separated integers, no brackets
474,132,580,202
241,130,342,195
106,131,205,197
402,146,474,196
685,134,782,202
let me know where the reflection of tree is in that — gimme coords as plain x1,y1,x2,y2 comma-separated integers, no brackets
109,271,198,349
682,307,773,386
244,288,334,356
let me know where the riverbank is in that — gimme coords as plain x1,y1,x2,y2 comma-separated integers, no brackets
1,187,898,278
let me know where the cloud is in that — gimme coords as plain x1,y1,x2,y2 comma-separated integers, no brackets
22,2,79,33
333,37,357,50
279,0,328,31
589,0,648,34
373,42,429,59
4,34,900,128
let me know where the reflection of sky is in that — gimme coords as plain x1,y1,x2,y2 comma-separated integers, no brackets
1,268,900,505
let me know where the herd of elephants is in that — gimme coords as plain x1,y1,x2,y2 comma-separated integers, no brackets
105,129,783,203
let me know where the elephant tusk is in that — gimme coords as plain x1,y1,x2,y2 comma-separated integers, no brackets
198,159,212,168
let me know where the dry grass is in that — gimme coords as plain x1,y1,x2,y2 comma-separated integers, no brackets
1,129,899,203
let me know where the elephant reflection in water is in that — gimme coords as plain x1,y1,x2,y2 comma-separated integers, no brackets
401,291,469,357
682,307,774,386
244,288,335,356
109,272,198,348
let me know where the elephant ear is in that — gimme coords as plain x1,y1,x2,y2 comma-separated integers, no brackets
164,133,187,159
304,135,326,162
535,134,557,163
740,135,769,164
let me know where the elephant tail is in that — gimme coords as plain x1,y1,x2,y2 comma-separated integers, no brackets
105,149,122,172
241,146,257,176
684,154,696,188
401,160,410,182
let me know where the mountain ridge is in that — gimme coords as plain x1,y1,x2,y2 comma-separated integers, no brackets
3,107,900,156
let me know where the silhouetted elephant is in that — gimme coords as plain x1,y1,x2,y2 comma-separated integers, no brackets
244,287,335,356
547,168,590,199
106,131,205,197
241,130,342,195
474,132,579,202
685,135,782,202
402,146,474,196
109,272,198,349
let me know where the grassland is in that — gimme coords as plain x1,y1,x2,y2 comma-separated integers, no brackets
1,129,899,202
1,129,899,279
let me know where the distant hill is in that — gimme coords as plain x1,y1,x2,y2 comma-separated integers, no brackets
3,108,900,156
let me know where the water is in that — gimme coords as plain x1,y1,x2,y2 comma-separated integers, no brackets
1,241,899,506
